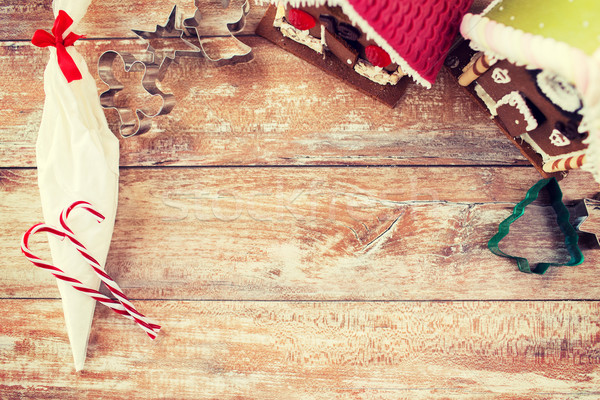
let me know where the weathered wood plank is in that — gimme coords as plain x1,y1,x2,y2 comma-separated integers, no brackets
4,167,600,300
0,38,523,168
1,300,599,399
0,0,266,40
0,0,494,41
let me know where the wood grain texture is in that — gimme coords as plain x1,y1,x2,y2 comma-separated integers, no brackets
4,167,600,301
2,300,600,400
0,38,524,168
3,0,600,396
0,0,494,40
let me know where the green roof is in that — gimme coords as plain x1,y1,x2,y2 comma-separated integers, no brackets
485,0,600,56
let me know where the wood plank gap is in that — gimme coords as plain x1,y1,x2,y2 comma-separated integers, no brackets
0,165,534,171
4,298,599,303
119,164,536,170
0,33,261,44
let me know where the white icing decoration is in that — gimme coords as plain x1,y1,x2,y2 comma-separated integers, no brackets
491,68,511,84
549,129,571,147
273,3,286,27
279,21,323,54
495,91,538,132
536,70,582,113
354,59,404,85
474,84,498,116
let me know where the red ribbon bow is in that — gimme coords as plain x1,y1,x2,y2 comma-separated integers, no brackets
32,10,84,83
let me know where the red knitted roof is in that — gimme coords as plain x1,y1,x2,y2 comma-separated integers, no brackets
346,0,473,85
275,0,474,86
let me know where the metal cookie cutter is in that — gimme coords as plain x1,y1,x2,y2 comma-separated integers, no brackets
98,6,200,137
98,51,176,138
570,198,600,249
183,0,254,66
98,3,253,137
488,177,584,275
132,5,204,81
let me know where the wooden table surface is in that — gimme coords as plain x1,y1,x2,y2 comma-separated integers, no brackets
2,1,600,398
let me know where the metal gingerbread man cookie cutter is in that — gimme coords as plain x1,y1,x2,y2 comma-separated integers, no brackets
98,51,176,138
98,2,253,138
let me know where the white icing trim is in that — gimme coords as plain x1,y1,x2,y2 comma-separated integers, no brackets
273,3,285,27
354,59,404,85
536,70,582,113
495,91,538,131
474,83,498,116
280,21,324,54
259,0,432,88
519,133,550,162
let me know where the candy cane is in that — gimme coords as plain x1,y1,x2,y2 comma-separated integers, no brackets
543,154,586,173
58,201,161,334
21,204,160,339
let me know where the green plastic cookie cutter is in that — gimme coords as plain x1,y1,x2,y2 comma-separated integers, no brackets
488,177,584,274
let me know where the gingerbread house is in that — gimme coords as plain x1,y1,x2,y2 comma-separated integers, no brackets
447,0,600,182
257,0,473,106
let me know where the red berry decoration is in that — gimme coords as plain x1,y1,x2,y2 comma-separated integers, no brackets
287,8,316,31
365,45,392,68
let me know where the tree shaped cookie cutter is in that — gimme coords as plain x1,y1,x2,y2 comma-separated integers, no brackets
98,3,253,137
488,177,584,275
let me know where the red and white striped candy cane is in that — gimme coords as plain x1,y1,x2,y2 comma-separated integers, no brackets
21,223,158,338
58,201,160,335
21,204,160,339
